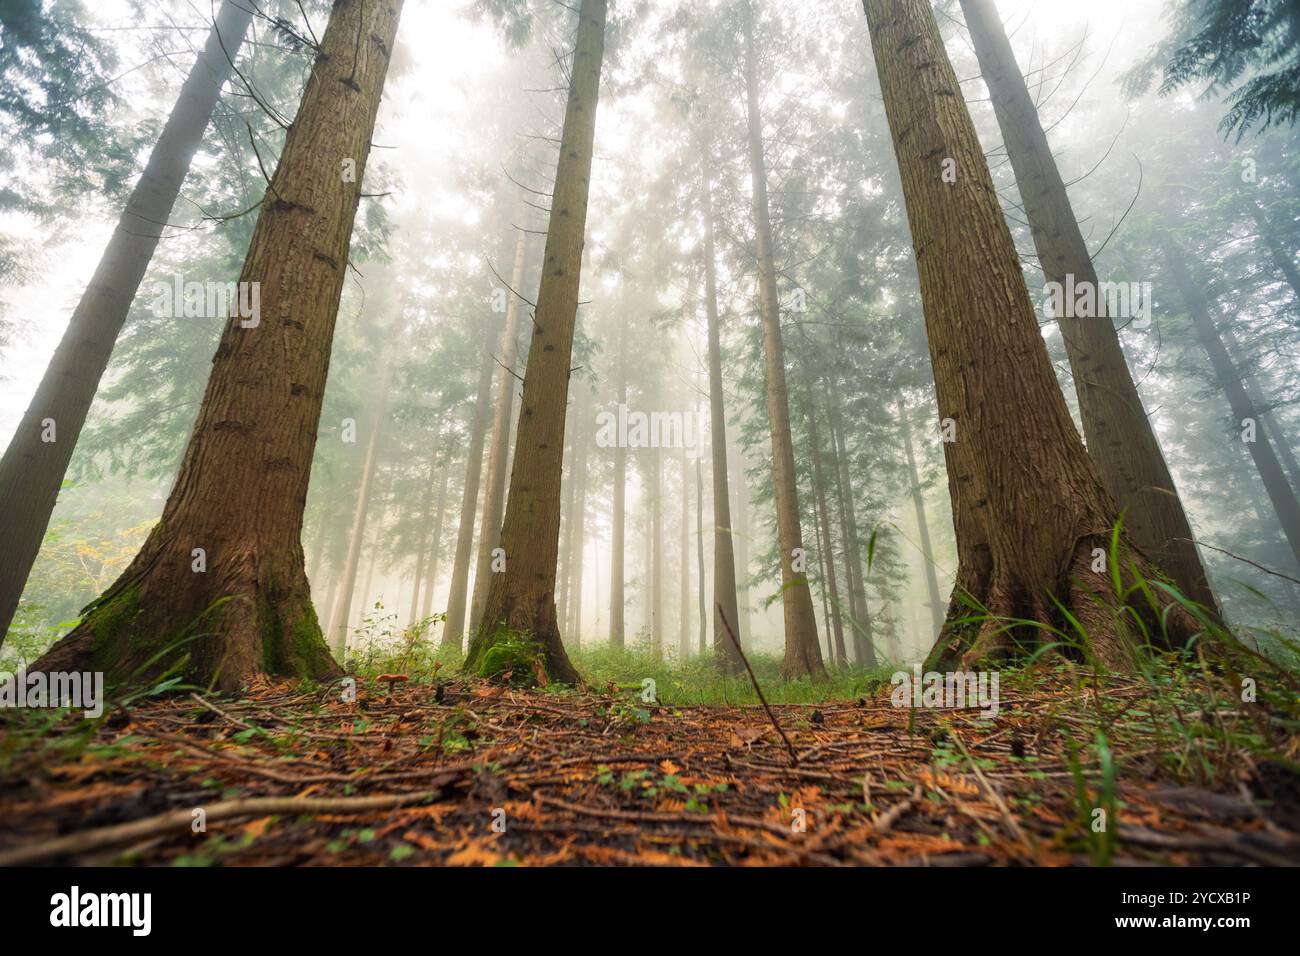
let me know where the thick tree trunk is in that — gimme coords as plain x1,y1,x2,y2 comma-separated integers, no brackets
470,229,527,632
701,157,744,671
469,0,606,683
34,0,404,691
1163,246,1300,565
862,0,1186,672
330,353,393,655
959,0,1217,617
741,1,824,680
899,401,945,641
443,321,499,648
0,0,255,646
609,318,628,649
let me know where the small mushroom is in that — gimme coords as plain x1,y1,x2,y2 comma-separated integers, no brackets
376,673,409,697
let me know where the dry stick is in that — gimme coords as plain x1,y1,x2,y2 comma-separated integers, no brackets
0,788,452,867
717,604,798,766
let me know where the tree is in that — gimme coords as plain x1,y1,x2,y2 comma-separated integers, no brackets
740,0,824,680
860,0,1189,670
468,0,607,683
0,0,256,647
33,0,405,691
959,0,1217,617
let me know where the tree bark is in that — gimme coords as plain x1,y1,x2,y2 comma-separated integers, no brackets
827,392,875,666
566,394,589,647
443,321,499,648
679,444,691,659
861,0,1187,672
420,437,458,622
0,0,255,646
469,0,607,683
701,154,744,671
470,228,528,632
741,0,824,680
1163,245,1300,565
959,0,1217,617
408,426,444,627
804,389,847,664
609,316,628,650
34,0,404,691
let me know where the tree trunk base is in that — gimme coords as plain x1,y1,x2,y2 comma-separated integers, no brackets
33,542,340,695
924,536,1196,674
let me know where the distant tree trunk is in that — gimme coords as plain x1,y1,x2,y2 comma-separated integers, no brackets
558,427,578,634
827,393,875,666
34,0,404,690
899,401,945,641
330,354,393,655
1163,245,1300,565
443,321,499,648
696,448,707,655
650,446,663,657
470,228,528,632
804,391,847,664
741,0,824,679
701,154,743,671
0,0,255,646
408,428,443,627
679,444,691,659
420,437,459,622
1220,325,1300,492
610,319,628,649
1249,201,1300,303
728,430,753,649
470,0,607,683
812,503,834,662
567,400,589,647
862,0,1188,672
959,0,1217,617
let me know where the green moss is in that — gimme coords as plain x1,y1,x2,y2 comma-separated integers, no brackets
475,628,541,687
263,602,336,679
86,584,143,674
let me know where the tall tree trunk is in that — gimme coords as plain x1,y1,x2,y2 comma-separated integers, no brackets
728,429,753,649
470,0,607,683
804,390,847,664
34,0,404,690
408,428,443,627
443,322,499,648
701,154,743,671
1249,201,1300,304
650,447,663,657
827,392,875,666
470,229,528,632
861,0,1187,672
959,0,1217,617
0,0,255,645
679,444,690,659
741,0,824,679
420,437,459,622
609,318,628,649
1163,245,1300,565
558,426,578,634
899,401,945,641
696,447,707,656
1220,325,1300,492
330,353,393,655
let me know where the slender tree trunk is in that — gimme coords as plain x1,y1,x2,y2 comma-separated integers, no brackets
729,429,753,649
741,0,824,679
609,319,628,649
812,503,834,662
408,429,443,627
558,427,578,634
679,444,690,660
1163,245,1300,565
862,0,1188,672
696,447,707,656
470,0,607,683
568,400,589,648
1249,201,1300,304
443,322,499,648
470,229,528,631
650,447,663,657
421,437,458,622
959,0,1217,617
0,0,255,645
899,401,945,641
701,155,743,671
330,354,393,655
1220,325,1300,492
34,0,404,690
804,390,847,664
827,393,875,666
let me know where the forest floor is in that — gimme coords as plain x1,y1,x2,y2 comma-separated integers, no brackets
1,664,1298,866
